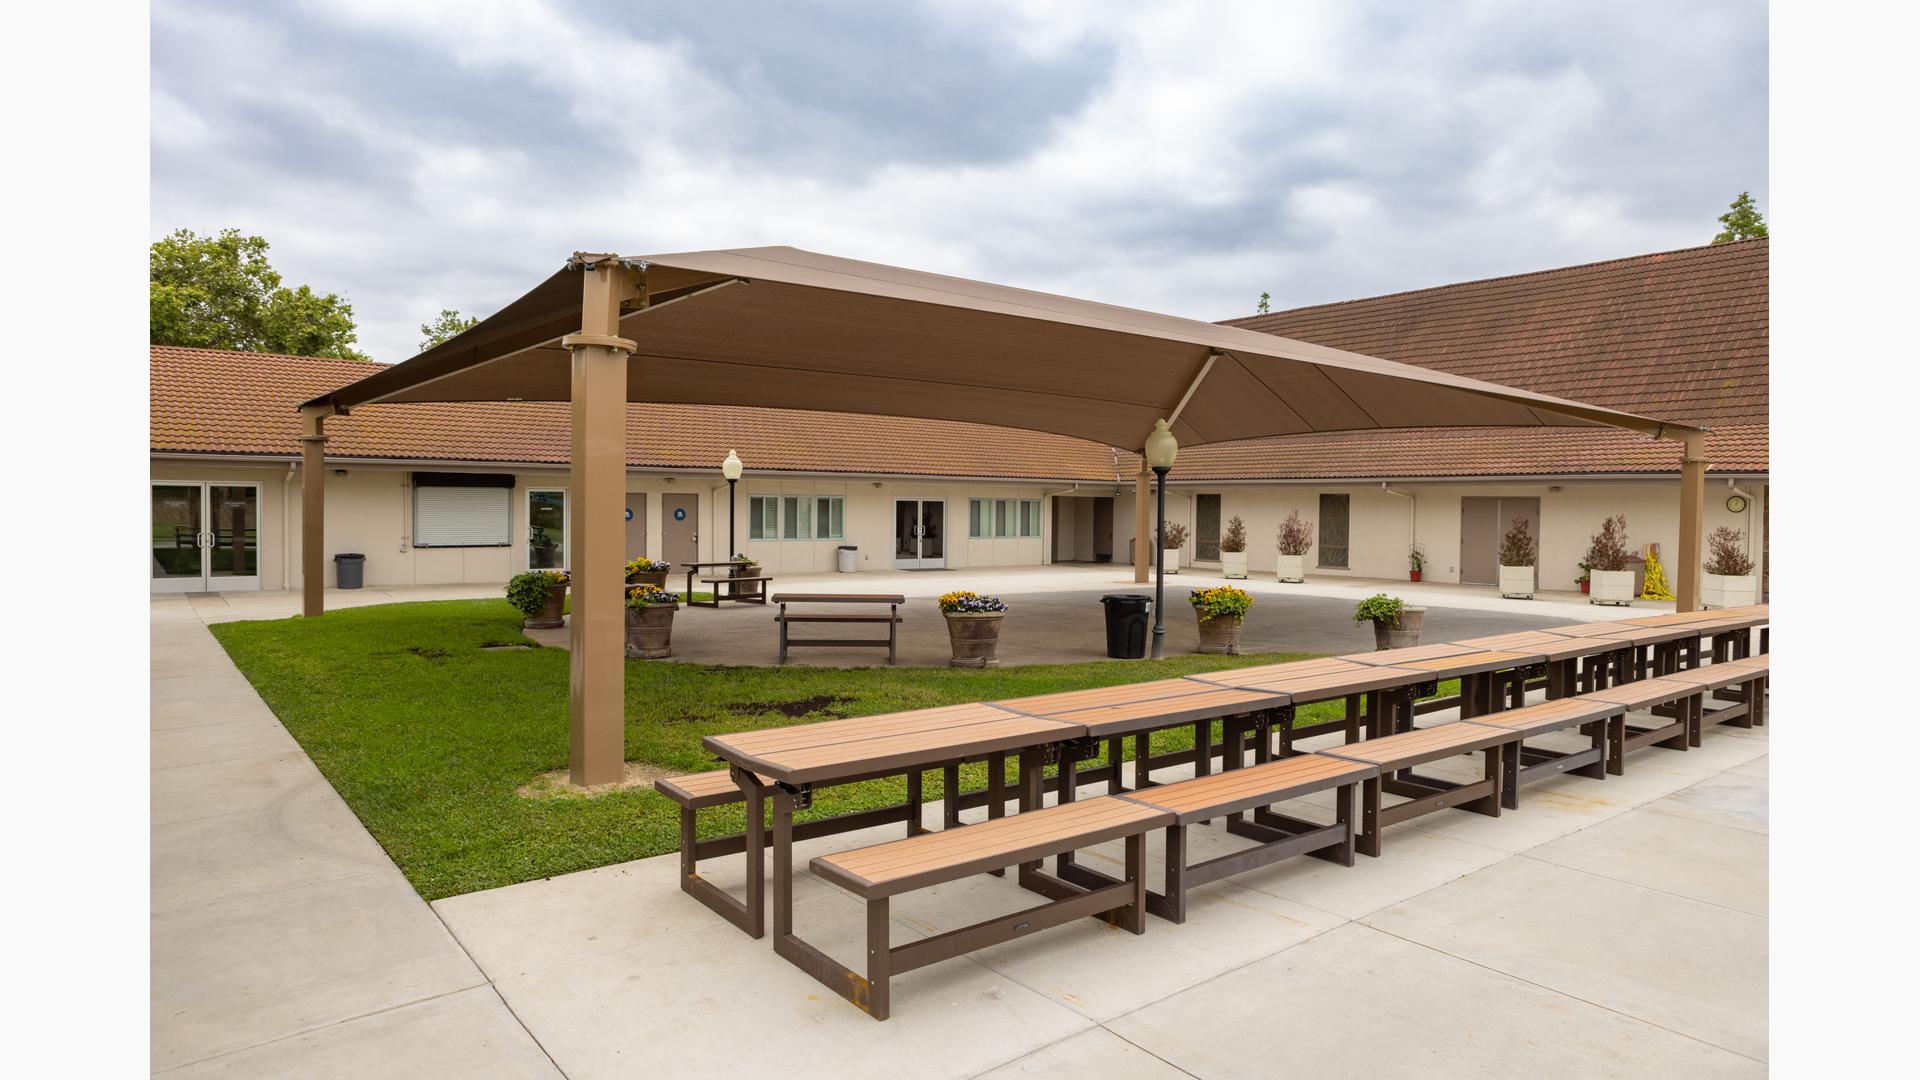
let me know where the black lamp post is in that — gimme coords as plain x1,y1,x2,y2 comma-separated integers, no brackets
1144,419,1179,659
721,450,743,560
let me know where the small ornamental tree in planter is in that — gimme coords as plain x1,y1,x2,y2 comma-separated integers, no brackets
1160,522,1189,575
1218,516,1250,579
1702,526,1759,607
507,569,569,629
1275,510,1313,582
728,552,762,601
624,556,670,590
1408,545,1425,582
1355,593,1425,650
1190,585,1253,655
938,591,1008,667
1584,515,1635,606
623,584,678,659
1498,516,1538,599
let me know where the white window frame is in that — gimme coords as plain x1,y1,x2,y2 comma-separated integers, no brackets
814,496,845,540
748,495,779,541
780,495,811,540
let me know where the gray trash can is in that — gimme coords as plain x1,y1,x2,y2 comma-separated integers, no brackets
837,545,858,573
333,552,366,589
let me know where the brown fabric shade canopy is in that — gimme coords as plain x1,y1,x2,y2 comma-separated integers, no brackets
304,246,1695,448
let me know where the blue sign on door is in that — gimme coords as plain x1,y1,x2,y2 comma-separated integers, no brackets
673,508,687,521
624,507,633,522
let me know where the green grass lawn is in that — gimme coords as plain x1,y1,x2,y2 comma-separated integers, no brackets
211,599,1453,901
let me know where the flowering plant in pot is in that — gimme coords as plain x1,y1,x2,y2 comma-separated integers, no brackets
1702,526,1758,607
1160,522,1188,574
938,591,1008,667
1576,560,1592,594
624,556,671,589
1584,516,1635,606
1218,516,1250,579
623,584,678,659
1354,592,1424,650
1497,516,1537,599
1275,510,1313,583
1189,585,1253,655
727,552,763,601
1408,545,1425,583
507,569,569,629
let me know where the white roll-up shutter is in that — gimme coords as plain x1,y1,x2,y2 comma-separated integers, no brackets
414,486,512,546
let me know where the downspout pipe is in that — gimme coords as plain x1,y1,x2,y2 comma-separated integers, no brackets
1381,482,1417,569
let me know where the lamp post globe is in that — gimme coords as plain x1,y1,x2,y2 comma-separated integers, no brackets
1143,420,1178,659
721,450,743,561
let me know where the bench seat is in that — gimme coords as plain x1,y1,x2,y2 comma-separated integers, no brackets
1321,722,1522,856
1658,654,1769,733
1464,697,1626,805
804,796,1169,1019
1580,674,1706,755
774,612,904,623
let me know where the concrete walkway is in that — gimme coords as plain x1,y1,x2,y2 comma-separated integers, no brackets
150,598,559,1077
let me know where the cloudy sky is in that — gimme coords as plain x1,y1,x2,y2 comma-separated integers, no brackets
151,0,1768,363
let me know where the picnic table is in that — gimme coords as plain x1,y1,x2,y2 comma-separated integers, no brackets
681,561,771,607
771,592,905,664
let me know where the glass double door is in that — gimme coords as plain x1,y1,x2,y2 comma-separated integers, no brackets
152,483,262,592
893,499,946,568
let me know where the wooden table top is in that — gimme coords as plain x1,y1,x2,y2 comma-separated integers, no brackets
1453,630,1575,651
703,702,1080,784
1189,660,1432,701
1009,684,1288,738
1341,645,1543,677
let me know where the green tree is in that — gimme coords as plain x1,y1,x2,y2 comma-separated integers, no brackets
419,309,480,351
150,228,369,359
1256,291,1271,315
1712,191,1768,244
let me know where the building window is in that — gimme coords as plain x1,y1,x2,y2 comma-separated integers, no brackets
815,497,845,539
525,489,565,568
1318,493,1350,569
780,495,812,540
1019,499,1040,537
748,495,779,540
412,481,513,550
970,498,1041,539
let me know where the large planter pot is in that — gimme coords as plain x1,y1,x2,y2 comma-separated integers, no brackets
1370,606,1426,650
624,601,678,659
1499,564,1536,599
523,583,567,630
1275,553,1306,583
626,570,668,590
1589,569,1636,606
1161,548,1181,574
1703,573,1759,608
1194,611,1245,655
1220,551,1249,579
944,611,1005,668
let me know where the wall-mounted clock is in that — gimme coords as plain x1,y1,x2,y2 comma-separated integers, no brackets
1725,494,1748,513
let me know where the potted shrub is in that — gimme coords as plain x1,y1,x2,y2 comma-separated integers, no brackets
728,552,761,601
624,556,670,590
1576,560,1592,595
1161,522,1189,575
939,591,1008,667
507,569,569,629
1498,516,1537,599
1190,585,1253,655
1275,510,1313,583
1218,516,1250,579
1354,593,1424,650
1702,526,1759,607
1408,545,1425,582
1584,515,1635,606
623,584,678,659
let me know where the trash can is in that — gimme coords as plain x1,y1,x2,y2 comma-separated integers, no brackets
333,552,366,589
837,545,858,573
1100,593,1151,659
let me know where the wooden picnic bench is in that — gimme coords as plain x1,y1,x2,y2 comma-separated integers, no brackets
1463,696,1626,808
681,561,771,607
1189,658,1436,761
1320,721,1523,857
771,592,905,664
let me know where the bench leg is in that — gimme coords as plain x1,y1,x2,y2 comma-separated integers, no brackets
1121,833,1148,934
1501,738,1522,811
888,607,898,665
1156,824,1189,924
1133,732,1153,787
1108,737,1126,794
777,618,788,664
1470,745,1504,817
676,800,762,938
1607,714,1627,775
1576,719,1610,780
942,765,961,829
905,769,925,836
865,898,891,1021
1358,777,1383,858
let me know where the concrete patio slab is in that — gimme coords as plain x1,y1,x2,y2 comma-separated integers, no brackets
1525,806,1769,915
155,986,560,1080
150,751,322,826
974,1027,1192,1079
151,717,300,770
151,782,396,915
1641,770,1770,834
1362,855,1768,1061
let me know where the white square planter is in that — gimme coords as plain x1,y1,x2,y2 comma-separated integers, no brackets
1161,548,1181,574
1703,573,1759,608
1275,553,1306,582
1589,569,1635,606
1499,565,1536,599
1220,551,1249,579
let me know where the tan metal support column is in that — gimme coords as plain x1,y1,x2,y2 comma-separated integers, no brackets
1133,461,1151,583
563,257,641,787
1675,430,1709,612
298,406,331,618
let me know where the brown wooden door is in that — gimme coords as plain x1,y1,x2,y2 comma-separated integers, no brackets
1460,497,1499,584
662,493,698,568
624,493,648,560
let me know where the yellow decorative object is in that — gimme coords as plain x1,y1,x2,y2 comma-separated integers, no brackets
1639,544,1674,600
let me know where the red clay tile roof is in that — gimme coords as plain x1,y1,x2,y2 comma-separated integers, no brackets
149,346,1122,482
1177,238,1769,479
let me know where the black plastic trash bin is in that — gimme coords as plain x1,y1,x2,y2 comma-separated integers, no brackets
333,552,366,589
1100,594,1151,659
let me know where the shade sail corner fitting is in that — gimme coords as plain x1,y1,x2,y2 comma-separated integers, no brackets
560,332,637,352
568,252,649,272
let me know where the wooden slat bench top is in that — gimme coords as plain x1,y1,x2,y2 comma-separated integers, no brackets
999,676,1218,714
1372,649,1542,678
1546,620,1649,638
771,593,907,604
1659,655,1770,689
1453,629,1574,651
1579,675,1702,711
1321,721,1518,771
811,795,1171,898
1118,753,1377,825
1022,686,1287,737
1571,623,1702,647
1192,662,1427,700
1195,657,1364,681
1461,696,1623,736
656,768,768,808
1337,642,1482,666
705,704,1080,783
